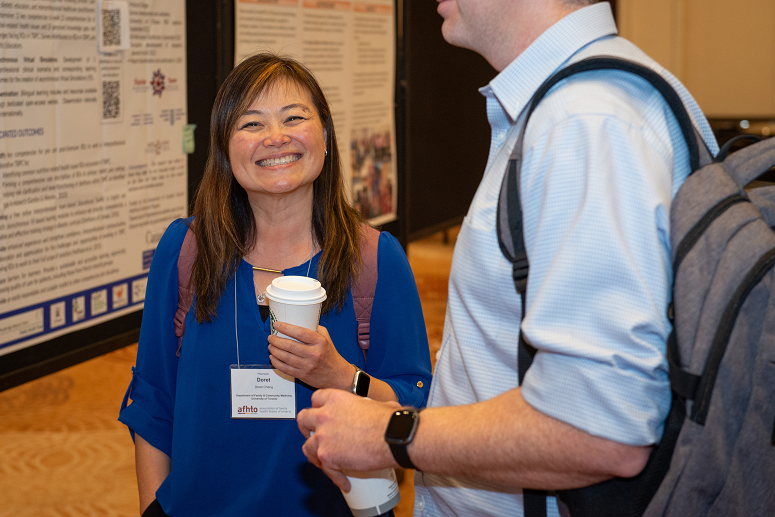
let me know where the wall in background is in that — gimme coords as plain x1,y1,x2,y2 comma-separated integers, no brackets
618,0,775,119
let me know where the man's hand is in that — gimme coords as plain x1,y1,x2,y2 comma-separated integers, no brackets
297,389,401,491
268,323,354,391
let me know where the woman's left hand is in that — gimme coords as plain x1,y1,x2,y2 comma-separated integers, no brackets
268,323,355,390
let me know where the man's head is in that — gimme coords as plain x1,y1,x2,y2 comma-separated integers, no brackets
436,0,599,71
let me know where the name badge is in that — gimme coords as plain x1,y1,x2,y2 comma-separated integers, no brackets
230,365,296,419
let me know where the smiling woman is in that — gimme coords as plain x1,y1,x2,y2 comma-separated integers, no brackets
116,53,432,517
193,54,356,321
228,80,327,203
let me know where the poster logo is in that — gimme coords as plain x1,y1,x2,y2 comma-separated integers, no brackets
132,278,148,302
91,290,108,316
50,301,66,329
145,139,170,155
112,283,129,309
72,296,86,322
150,69,165,97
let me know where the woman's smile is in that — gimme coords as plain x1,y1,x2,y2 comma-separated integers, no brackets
257,153,302,167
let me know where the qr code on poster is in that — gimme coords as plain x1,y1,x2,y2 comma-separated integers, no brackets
101,8,121,47
102,80,121,120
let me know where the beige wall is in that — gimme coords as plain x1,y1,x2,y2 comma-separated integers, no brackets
617,0,775,118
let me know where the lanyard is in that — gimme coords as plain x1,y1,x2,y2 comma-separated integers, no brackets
235,258,315,366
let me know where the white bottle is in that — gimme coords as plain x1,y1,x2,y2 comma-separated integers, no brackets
341,467,400,517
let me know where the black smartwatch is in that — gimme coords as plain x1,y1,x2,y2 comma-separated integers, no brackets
384,408,421,470
351,367,371,397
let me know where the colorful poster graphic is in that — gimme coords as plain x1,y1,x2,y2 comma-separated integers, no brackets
234,0,397,225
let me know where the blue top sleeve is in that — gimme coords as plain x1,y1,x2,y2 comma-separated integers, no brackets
367,232,432,408
118,218,191,456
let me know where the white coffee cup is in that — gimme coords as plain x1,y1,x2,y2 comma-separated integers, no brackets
264,276,327,338
341,468,400,517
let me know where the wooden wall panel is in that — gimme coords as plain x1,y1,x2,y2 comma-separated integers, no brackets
618,0,775,118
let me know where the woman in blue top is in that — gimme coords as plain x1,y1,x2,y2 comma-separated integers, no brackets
119,53,432,517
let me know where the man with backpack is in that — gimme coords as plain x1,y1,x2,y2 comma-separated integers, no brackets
297,0,723,515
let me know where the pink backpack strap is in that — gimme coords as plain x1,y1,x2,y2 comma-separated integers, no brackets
353,223,380,355
174,226,198,357
173,223,377,357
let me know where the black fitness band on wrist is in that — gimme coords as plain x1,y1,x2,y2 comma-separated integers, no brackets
388,442,419,470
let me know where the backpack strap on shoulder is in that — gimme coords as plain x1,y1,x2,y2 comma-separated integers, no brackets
174,226,197,357
498,56,712,315
528,57,710,171
497,122,532,295
173,222,379,360
352,222,380,359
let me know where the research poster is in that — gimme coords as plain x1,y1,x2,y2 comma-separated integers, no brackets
234,0,397,225
0,0,188,356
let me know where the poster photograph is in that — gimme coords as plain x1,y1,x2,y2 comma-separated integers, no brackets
234,0,398,225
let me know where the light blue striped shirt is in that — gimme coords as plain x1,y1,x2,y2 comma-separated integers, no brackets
414,3,718,516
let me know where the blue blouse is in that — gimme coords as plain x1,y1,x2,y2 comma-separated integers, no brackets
120,218,432,516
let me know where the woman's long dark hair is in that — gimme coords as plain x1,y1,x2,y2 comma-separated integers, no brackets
190,53,364,323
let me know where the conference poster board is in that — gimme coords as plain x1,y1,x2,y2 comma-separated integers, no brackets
0,0,188,357
234,0,398,226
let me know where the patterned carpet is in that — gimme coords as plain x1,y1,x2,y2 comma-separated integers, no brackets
0,227,457,517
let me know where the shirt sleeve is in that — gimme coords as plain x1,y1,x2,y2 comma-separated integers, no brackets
364,232,433,408
518,75,684,446
118,217,191,457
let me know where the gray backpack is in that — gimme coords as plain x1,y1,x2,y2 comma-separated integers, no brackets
497,57,775,516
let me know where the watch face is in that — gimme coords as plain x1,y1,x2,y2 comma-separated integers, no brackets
354,370,370,397
385,409,419,443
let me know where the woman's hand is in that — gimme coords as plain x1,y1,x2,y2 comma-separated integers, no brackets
268,323,355,391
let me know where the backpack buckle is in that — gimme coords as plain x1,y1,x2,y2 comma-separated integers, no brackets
513,256,529,293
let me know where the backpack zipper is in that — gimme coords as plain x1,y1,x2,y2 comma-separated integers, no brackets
692,246,775,424
673,194,748,273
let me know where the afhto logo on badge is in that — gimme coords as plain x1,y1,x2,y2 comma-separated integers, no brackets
150,69,165,96
237,375,271,414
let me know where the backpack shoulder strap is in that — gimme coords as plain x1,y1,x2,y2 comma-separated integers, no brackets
352,222,380,357
496,57,713,517
173,222,379,359
174,225,197,357
497,57,711,300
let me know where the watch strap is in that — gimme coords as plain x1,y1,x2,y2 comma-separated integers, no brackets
389,442,419,470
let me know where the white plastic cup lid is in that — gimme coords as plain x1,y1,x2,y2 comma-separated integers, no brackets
265,276,327,305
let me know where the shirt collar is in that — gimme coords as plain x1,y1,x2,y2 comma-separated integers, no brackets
480,2,618,122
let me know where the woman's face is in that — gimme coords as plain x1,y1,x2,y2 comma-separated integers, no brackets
229,79,327,202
